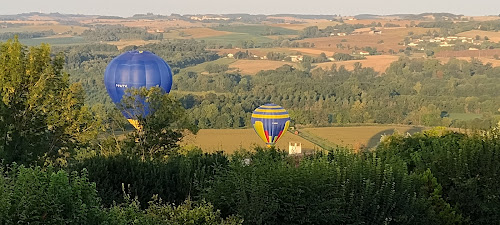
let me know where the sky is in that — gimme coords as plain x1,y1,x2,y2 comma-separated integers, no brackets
1,0,499,17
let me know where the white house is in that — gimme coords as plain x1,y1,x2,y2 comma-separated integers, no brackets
289,142,302,155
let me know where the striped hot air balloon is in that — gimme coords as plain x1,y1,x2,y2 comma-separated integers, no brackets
251,104,291,146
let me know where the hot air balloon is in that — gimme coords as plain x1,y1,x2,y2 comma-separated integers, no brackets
251,104,290,146
104,50,173,130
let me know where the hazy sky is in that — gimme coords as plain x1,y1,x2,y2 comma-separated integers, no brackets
2,0,499,17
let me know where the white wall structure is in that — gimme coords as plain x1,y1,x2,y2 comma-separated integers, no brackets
289,142,302,155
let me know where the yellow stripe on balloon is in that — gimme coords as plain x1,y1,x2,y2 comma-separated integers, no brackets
259,105,283,109
275,121,290,144
251,114,290,119
254,109,287,113
253,121,269,143
128,119,142,130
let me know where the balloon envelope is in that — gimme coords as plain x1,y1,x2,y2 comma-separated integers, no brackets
251,104,290,146
104,51,172,129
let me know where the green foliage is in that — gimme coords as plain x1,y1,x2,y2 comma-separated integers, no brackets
102,194,243,225
70,150,229,207
0,38,101,165
81,25,162,41
0,30,55,40
205,63,230,73
299,24,366,38
204,147,461,225
333,52,355,61
0,164,102,224
376,130,500,224
120,87,198,159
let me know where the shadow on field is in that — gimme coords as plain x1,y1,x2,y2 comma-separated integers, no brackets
366,127,424,149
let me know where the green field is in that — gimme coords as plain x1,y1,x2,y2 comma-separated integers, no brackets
200,33,273,45
212,25,298,36
19,36,88,46
178,58,237,74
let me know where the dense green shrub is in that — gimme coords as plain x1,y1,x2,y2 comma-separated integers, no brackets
0,165,102,224
375,129,500,224
102,194,242,225
71,150,229,207
203,147,461,225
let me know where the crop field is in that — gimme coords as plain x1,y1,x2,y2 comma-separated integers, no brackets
302,125,426,149
178,58,237,74
314,55,399,73
457,30,500,42
181,129,320,154
302,27,437,53
18,36,88,46
0,24,88,34
213,25,298,36
269,19,341,30
182,125,431,154
0,20,59,25
230,59,295,75
289,48,335,56
200,33,273,46
177,27,233,38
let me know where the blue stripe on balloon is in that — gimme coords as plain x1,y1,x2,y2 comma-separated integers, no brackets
252,111,289,115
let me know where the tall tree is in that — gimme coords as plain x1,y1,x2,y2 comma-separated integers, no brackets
121,87,198,160
0,38,100,165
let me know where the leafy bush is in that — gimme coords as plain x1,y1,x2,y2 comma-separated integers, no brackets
71,150,229,207
102,193,242,225
203,147,461,225
0,164,102,224
376,129,500,224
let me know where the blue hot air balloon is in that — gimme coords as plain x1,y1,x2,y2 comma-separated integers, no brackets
251,104,291,146
104,50,172,129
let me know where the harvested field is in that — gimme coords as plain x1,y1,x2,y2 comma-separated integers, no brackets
230,60,295,75
290,48,335,56
270,19,341,30
457,30,500,42
182,129,319,154
302,125,426,149
314,55,400,73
